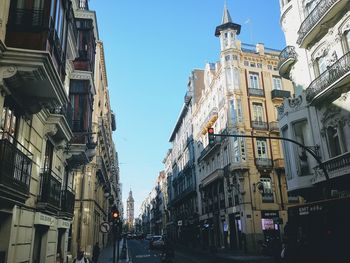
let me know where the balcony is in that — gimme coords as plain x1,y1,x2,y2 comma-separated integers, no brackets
269,121,280,132
169,185,196,207
271,90,291,101
274,158,285,172
0,133,32,203
248,88,264,97
278,46,297,79
202,169,224,187
230,161,249,172
45,105,73,144
306,52,350,104
297,0,349,48
1,48,69,114
255,158,273,170
262,194,274,203
251,121,268,130
60,189,75,216
37,169,62,212
200,108,219,134
313,152,350,184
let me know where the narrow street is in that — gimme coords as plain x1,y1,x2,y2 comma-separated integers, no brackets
126,239,273,263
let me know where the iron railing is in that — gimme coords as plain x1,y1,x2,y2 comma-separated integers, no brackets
255,158,273,169
297,0,338,45
271,89,291,99
278,46,298,69
8,8,45,29
251,121,268,130
0,132,32,195
38,169,62,208
306,51,350,102
269,121,280,132
248,88,264,97
61,188,75,214
323,152,350,173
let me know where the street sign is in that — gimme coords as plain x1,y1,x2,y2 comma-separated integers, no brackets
100,222,111,233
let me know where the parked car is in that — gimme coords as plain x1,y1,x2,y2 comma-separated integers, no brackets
146,234,153,241
149,235,163,249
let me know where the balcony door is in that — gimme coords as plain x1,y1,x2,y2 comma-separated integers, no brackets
256,139,268,159
43,140,54,172
253,103,264,122
1,107,19,141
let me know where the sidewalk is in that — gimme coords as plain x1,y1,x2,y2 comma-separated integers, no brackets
175,244,273,262
97,239,129,263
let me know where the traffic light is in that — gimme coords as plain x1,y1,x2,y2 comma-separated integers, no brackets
111,209,120,222
208,127,215,145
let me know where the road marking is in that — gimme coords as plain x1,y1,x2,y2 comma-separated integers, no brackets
135,254,151,258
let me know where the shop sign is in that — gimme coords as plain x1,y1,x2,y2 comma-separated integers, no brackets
34,212,55,226
261,211,279,218
57,219,71,229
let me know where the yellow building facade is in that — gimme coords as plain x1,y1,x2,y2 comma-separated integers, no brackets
192,5,300,252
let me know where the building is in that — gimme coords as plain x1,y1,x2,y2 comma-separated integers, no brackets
126,189,135,229
181,4,296,252
0,0,76,262
278,0,350,200
167,88,198,245
0,1,120,262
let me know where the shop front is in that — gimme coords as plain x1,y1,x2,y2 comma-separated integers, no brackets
261,210,281,241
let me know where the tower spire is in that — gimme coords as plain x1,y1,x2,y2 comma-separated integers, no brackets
222,0,232,24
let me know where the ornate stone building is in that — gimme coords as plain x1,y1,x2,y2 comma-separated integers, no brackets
278,0,350,201
0,1,120,262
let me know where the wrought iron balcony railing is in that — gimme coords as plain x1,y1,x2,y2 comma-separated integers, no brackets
278,46,297,68
271,90,291,100
269,121,280,132
297,0,339,45
0,132,32,198
251,121,268,130
38,169,62,209
306,51,350,103
248,88,264,97
255,158,273,169
61,188,75,215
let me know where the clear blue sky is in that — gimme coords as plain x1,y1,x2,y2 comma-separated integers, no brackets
89,0,286,217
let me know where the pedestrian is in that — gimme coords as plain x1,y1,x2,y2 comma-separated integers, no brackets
92,242,100,263
72,250,89,263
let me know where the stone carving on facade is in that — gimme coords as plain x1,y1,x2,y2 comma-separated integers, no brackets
44,123,58,137
288,95,303,108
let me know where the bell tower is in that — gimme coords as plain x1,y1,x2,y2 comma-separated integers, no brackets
215,2,241,51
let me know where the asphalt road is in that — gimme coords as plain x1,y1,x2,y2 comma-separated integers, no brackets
126,239,232,263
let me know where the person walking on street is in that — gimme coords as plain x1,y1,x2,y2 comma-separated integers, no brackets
92,242,100,263
72,250,89,263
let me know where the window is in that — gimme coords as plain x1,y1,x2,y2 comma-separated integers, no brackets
236,99,243,122
44,140,54,171
261,177,274,202
272,76,282,90
316,55,327,75
250,62,256,67
226,68,233,89
305,0,319,15
293,120,311,176
244,60,249,66
1,107,18,140
267,64,273,70
229,99,236,124
233,68,240,89
256,139,268,158
345,31,350,51
327,126,342,157
249,72,260,89
225,55,230,61
253,103,264,122
257,63,262,68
